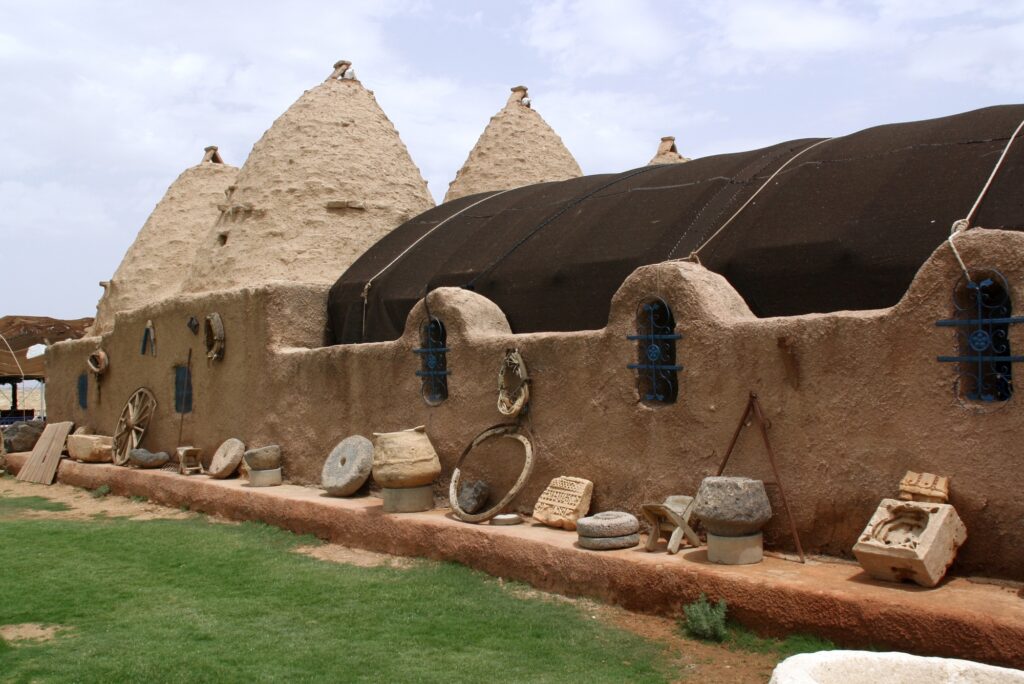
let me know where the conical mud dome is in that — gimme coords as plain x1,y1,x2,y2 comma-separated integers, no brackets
91,147,238,334
648,136,689,165
186,61,434,293
443,86,582,203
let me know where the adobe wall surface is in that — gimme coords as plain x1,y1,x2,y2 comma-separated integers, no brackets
47,284,327,463
47,229,1024,580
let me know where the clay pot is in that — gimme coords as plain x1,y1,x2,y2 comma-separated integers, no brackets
371,426,441,489
67,434,113,463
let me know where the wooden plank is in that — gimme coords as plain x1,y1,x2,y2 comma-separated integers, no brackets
16,422,73,484
36,421,73,485
15,425,51,482
28,424,64,483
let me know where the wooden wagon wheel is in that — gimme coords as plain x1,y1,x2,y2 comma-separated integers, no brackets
112,388,157,466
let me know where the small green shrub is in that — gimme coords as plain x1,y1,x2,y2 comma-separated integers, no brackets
91,485,111,499
130,495,148,503
682,593,728,642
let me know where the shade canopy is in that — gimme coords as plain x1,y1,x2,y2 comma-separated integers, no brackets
0,316,92,380
328,104,1024,345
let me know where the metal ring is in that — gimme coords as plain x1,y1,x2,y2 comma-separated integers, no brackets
449,424,534,524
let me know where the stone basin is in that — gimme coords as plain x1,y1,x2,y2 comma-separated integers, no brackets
770,650,1024,683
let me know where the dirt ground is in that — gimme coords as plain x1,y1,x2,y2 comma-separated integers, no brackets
0,476,778,682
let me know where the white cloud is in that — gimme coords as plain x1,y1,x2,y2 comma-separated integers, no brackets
901,20,1024,91
524,0,679,76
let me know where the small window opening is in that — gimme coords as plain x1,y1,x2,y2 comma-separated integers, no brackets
77,373,88,409
414,318,449,405
940,272,1020,403
173,365,193,414
628,297,682,404
140,321,156,356
216,232,228,247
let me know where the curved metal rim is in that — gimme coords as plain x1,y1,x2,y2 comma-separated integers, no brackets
449,423,534,524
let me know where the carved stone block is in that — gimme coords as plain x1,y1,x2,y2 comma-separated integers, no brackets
898,471,949,503
532,476,593,531
853,499,966,588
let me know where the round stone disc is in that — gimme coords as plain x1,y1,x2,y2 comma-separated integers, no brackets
322,435,373,497
577,532,640,551
208,438,245,479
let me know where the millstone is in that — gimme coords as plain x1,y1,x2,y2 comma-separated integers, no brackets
489,513,523,526
577,532,641,551
322,436,374,497
208,438,245,479
576,511,640,538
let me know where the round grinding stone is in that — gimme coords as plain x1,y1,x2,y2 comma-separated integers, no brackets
576,511,640,538
489,513,523,526
577,532,641,551
208,438,245,479
322,435,374,497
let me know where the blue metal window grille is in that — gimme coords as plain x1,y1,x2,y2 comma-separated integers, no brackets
414,318,449,405
77,373,88,409
628,297,683,403
173,365,193,414
936,271,1022,402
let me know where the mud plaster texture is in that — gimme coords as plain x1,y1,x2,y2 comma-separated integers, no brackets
648,137,690,166
46,229,1024,581
91,160,238,334
185,77,433,294
443,91,582,203
7,454,1024,670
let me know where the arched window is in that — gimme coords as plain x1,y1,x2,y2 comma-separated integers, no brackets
414,318,449,405
628,297,682,404
937,271,1022,403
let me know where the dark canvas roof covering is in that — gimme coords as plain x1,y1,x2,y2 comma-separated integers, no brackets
328,105,1024,345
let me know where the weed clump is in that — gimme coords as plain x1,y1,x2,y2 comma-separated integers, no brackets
682,593,728,642
91,485,111,499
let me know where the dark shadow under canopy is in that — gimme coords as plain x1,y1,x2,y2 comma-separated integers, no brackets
328,104,1024,345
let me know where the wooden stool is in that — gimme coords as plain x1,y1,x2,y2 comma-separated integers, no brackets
642,495,700,554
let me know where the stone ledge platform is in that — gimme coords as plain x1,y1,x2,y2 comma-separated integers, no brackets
7,453,1024,669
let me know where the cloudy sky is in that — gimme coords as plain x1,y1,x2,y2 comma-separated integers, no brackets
2,0,1022,320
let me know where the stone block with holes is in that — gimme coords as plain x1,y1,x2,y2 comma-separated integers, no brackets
853,499,967,588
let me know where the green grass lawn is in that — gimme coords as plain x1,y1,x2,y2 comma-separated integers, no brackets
0,514,670,683
0,496,71,513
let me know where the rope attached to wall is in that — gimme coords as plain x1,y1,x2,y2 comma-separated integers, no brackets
360,188,516,341
465,165,660,291
946,115,1024,281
